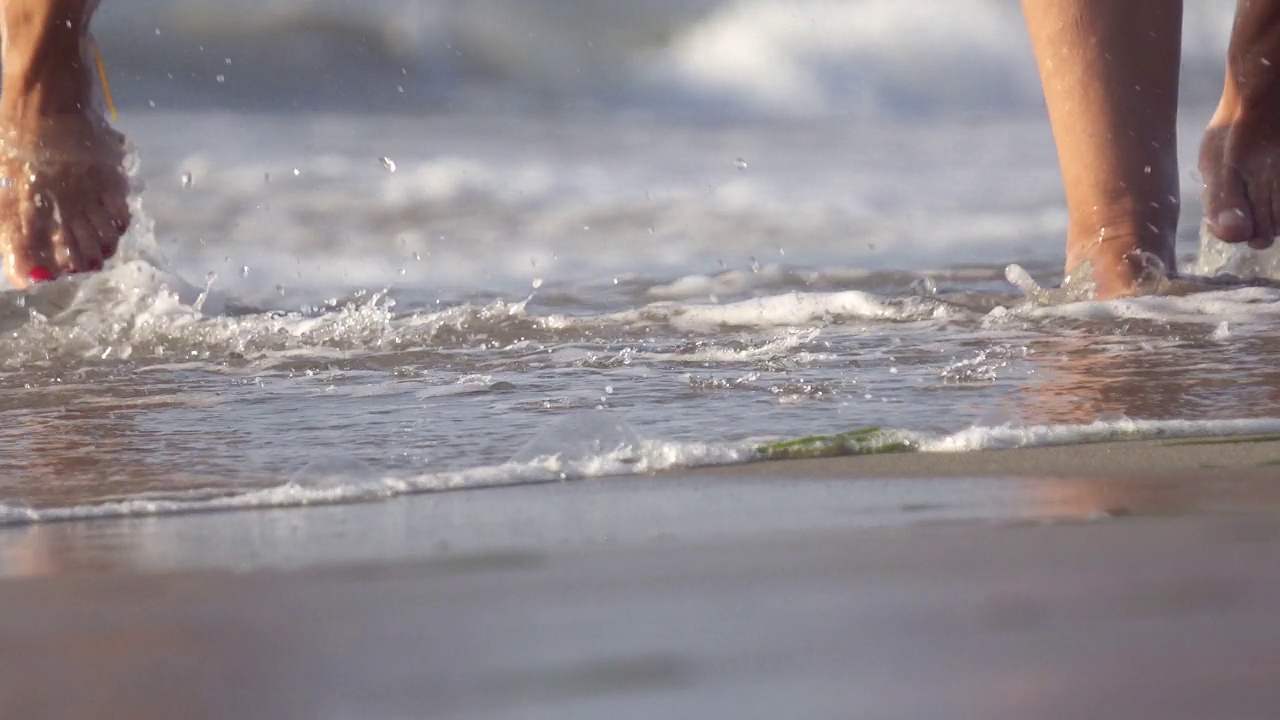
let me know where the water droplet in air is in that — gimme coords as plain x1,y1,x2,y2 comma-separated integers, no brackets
275,284,285,296
180,171,193,189
215,74,226,84
531,278,544,289
749,257,761,273
735,158,748,170
413,252,421,261
379,156,397,173
0,177,11,189
240,265,250,278
293,168,301,176
224,57,233,65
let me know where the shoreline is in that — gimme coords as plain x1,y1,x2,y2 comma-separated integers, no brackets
4,434,1280,717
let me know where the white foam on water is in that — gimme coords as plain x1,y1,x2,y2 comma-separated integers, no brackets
21,246,1280,369
0,439,756,527
1022,287,1280,326
671,291,940,330
920,418,1280,453
5,416,1280,527
645,329,821,364
596,290,950,334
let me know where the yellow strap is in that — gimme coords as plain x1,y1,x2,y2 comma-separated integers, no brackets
90,36,117,122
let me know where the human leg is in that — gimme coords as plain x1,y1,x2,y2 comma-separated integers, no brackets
1022,0,1182,299
0,0,130,287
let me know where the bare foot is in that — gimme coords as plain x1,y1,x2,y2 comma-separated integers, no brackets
0,116,131,286
1200,101,1280,250
1065,225,1172,300
0,0,130,289
1199,0,1280,250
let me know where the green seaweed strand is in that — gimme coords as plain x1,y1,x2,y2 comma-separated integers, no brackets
755,426,914,461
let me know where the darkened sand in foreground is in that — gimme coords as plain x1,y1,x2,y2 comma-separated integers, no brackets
4,436,1280,719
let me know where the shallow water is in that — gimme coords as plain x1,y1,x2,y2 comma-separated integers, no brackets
2,2,1277,522
0,107,1274,522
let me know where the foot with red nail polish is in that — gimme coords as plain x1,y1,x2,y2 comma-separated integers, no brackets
0,0,131,289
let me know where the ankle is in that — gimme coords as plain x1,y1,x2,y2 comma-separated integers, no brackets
0,3,94,118
1065,210,1178,276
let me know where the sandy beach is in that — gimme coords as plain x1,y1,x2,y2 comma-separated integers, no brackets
4,3,1278,718
3,435,1280,719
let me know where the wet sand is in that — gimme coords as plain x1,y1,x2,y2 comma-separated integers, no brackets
3,436,1280,719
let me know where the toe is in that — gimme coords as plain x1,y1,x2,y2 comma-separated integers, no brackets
87,202,119,260
94,170,131,236
69,217,105,271
52,225,86,275
1245,179,1275,248
6,233,57,288
6,191,58,288
1204,170,1255,244
1262,183,1280,250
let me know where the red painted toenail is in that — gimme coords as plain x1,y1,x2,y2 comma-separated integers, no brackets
28,267,54,283
101,243,117,259
88,259,103,271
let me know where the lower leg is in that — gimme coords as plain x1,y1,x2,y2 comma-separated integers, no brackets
1022,0,1182,299
1201,0,1280,248
0,0,130,287
1,0,97,117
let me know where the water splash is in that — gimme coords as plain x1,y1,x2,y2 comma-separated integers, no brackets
510,411,646,474
1006,251,1171,305
1189,220,1280,280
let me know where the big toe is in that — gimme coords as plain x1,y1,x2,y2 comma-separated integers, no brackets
4,237,57,288
1203,171,1257,245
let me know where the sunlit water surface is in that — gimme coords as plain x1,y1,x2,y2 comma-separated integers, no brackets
0,99,1277,521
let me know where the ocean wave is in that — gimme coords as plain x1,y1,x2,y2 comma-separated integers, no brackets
13,243,1280,367
5,415,1280,526
97,0,1238,116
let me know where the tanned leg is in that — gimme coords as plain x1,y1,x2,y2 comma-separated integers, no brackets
1022,0,1182,299
0,0,130,288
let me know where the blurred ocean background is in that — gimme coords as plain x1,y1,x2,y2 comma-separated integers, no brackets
6,1,1280,523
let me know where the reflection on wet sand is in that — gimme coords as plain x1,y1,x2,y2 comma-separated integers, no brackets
0,570,305,720
5,491,1280,720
